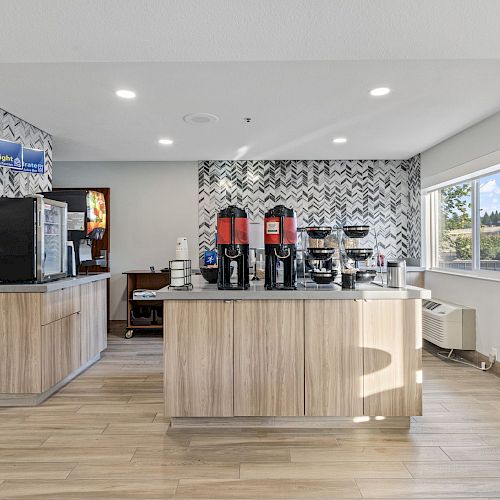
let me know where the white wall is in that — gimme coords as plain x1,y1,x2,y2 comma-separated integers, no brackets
425,271,500,356
422,110,500,188
53,161,199,320
421,110,500,356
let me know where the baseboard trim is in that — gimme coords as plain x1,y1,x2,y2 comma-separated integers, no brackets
0,353,101,407
424,340,500,378
171,416,410,429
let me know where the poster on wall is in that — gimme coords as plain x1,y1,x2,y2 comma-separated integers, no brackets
0,138,23,170
22,147,45,174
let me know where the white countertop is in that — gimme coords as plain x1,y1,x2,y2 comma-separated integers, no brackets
0,273,111,293
146,275,430,300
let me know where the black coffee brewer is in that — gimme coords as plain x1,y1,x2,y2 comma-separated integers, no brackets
264,205,298,290
217,206,250,290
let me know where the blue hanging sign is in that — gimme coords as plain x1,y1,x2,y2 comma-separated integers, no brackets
0,138,23,170
22,147,45,174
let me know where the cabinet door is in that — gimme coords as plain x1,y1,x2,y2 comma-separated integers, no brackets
80,283,99,364
0,293,42,393
41,290,62,325
305,300,363,416
61,286,81,317
41,287,80,325
165,300,233,417
363,299,422,416
95,280,108,352
234,300,304,416
41,313,81,391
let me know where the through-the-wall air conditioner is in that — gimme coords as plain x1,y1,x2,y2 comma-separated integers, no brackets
422,299,476,350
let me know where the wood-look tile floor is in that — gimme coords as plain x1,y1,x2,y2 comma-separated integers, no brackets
1,334,500,499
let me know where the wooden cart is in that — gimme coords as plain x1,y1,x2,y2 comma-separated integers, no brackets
123,270,170,339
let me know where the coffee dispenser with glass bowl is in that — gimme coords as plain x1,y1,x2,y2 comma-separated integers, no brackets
297,226,342,286
342,225,380,283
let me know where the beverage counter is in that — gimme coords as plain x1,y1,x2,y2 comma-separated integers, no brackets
153,276,430,428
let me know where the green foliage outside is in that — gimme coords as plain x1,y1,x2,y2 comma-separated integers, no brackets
480,234,500,260
440,184,500,261
481,210,500,226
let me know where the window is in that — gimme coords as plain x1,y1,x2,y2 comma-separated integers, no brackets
429,168,500,274
479,171,500,271
438,182,473,271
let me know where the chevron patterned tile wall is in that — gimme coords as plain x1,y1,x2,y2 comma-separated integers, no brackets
0,108,52,197
199,157,421,261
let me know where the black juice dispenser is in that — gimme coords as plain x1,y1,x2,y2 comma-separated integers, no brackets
217,206,250,290
264,205,298,290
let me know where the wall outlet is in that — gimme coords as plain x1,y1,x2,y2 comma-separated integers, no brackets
490,348,498,363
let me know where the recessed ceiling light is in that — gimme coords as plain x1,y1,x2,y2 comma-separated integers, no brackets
369,87,391,97
183,113,219,124
115,89,136,99
158,138,173,145
332,137,347,144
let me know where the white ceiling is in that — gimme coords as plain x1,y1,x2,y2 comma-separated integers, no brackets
2,0,500,62
1,1,500,161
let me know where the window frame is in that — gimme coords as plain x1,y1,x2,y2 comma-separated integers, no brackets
425,167,500,279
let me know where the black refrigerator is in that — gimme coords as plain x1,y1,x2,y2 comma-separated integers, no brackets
0,196,68,283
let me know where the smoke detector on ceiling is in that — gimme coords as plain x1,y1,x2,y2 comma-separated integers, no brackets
183,113,219,124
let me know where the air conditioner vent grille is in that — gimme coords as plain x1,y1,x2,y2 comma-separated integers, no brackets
423,314,446,343
423,300,441,311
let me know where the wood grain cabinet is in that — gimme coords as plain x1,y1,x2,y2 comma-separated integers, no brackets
41,287,80,325
80,280,107,364
363,299,422,416
0,294,42,394
234,300,304,416
305,300,363,416
163,297,422,419
0,276,108,406
41,313,81,391
164,300,234,417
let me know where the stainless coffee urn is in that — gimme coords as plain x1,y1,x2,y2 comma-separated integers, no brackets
387,259,406,288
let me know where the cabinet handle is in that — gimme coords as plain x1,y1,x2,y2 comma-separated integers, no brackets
224,300,232,303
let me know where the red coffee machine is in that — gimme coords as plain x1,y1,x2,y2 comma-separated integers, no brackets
264,205,297,290
217,205,250,290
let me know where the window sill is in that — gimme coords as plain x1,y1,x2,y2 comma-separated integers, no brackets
427,267,500,283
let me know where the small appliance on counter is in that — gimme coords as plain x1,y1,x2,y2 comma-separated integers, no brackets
387,259,407,288
0,195,67,283
343,225,373,268
297,226,340,286
264,205,298,290
42,189,106,271
342,224,384,284
217,205,250,290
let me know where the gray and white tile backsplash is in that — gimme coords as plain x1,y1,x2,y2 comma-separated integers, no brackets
199,157,421,261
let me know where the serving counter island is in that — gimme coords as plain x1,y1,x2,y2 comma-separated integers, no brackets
153,277,431,428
